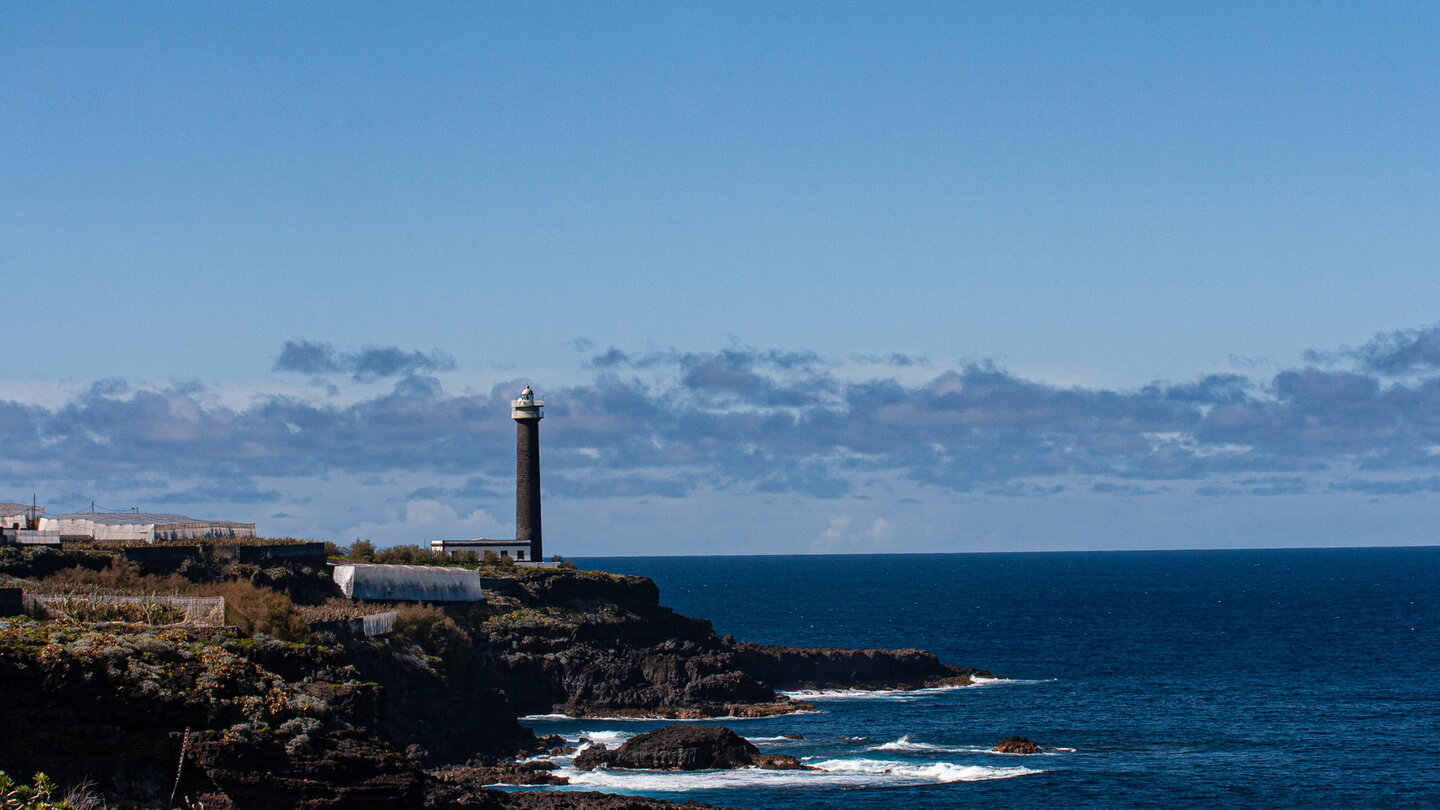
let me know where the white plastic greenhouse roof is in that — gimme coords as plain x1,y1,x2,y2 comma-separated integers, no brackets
333,563,485,602
52,512,250,527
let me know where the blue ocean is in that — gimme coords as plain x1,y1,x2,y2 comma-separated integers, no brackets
516,548,1440,809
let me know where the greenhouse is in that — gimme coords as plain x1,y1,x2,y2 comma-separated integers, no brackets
332,563,485,602
38,512,256,543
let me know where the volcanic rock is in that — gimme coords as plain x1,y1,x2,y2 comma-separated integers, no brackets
991,736,1042,754
430,760,567,787
574,725,807,771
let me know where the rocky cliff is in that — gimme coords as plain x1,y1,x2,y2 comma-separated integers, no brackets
0,566,993,808
470,569,991,718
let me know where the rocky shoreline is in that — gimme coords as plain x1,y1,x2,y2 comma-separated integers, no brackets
0,562,994,809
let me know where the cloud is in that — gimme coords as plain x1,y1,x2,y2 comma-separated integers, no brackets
274,340,456,382
1091,482,1171,496
1352,323,1440,375
812,514,852,552
851,353,929,367
1304,323,1440,376
678,349,829,407
1327,476,1440,495
869,517,895,544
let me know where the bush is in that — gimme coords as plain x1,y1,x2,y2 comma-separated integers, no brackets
40,558,189,595
0,770,83,809
370,544,450,566
392,604,471,670
205,581,312,642
349,539,375,561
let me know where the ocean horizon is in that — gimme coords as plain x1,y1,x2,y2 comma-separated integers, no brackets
496,546,1440,809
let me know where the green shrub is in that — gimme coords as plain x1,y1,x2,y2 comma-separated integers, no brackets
392,604,471,670
0,771,73,809
206,581,312,642
370,544,450,565
41,558,189,595
349,539,375,561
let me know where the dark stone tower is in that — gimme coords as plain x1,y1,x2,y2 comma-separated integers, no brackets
511,385,544,560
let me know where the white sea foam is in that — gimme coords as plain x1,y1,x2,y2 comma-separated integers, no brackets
557,758,1040,791
864,734,1077,757
572,730,635,748
782,683,977,701
973,677,1060,688
519,713,575,720
810,758,1041,783
868,735,974,754
744,735,803,743
781,676,1057,702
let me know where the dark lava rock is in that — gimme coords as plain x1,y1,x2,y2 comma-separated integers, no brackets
573,743,613,772
575,725,806,772
750,753,806,770
991,736,1042,754
430,760,567,787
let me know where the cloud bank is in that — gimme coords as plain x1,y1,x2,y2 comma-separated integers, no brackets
4,325,1440,542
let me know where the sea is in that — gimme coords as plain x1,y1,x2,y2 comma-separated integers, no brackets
510,548,1440,809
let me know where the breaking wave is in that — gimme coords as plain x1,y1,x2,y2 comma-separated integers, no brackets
572,730,634,748
555,758,1041,791
868,735,976,754
781,684,978,701
867,735,1072,756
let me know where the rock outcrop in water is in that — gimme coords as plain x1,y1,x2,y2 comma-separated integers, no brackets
574,725,807,772
991,736,1042,754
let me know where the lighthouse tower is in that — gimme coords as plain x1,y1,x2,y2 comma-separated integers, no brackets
511,385,544,561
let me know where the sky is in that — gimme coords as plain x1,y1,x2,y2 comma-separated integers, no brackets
3,2,1439,555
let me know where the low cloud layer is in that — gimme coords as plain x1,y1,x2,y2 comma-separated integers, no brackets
5,327,1440,517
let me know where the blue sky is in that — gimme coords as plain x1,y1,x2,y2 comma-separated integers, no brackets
3,3,1439,554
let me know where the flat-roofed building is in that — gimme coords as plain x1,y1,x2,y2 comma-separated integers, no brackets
430,538,534,561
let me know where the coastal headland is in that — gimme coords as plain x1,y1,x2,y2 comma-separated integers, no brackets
0,543,993,808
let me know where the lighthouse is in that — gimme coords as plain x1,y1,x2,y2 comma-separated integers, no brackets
511,384,544,561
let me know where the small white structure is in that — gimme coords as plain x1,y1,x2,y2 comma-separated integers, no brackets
38,513,256,543
332,563,484,602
